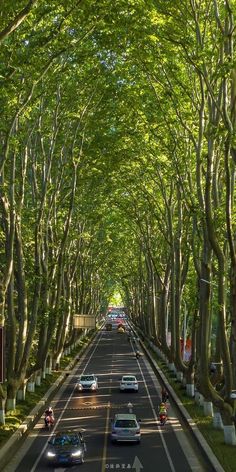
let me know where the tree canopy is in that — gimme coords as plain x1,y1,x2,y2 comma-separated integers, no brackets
0,0,236,438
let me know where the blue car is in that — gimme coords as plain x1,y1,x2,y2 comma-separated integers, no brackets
46,430,86,465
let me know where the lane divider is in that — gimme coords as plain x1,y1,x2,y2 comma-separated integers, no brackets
130,324,224,472
131,339,176,472
101,332,115,472
101,400,111,472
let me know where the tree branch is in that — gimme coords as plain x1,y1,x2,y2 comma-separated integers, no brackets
0,0,38,42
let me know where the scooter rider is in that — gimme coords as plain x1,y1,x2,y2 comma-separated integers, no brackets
161,387,169,403
44,406,54,425
45,405,54,416
159,402,167,416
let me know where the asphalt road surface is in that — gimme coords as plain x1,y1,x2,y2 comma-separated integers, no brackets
3,327,210,472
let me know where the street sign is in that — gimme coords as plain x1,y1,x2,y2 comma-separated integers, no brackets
0,327,4,383
73,315,96,329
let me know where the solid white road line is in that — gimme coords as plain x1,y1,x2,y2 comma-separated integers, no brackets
101,400,111,472
129,327,204,471
146,364,204,471
101,333,115,472
133,345,176,472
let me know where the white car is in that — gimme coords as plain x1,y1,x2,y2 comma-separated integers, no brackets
111,413,141,443
77,374,98,392
120,375,138,392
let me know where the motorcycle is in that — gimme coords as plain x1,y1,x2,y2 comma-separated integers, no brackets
45,414,54,430
159,412,167,426
161,392,169,403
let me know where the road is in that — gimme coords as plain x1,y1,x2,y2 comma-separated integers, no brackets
3,327,210,472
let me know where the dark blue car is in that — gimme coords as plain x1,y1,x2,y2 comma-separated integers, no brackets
46,430,86,465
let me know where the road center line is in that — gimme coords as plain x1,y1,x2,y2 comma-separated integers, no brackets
101,333,114,472
101,400,111,472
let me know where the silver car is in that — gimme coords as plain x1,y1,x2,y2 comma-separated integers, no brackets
76,374,98,392
120,375,138,392
111,413,141,443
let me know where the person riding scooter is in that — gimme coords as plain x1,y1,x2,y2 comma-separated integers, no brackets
158,402,167,425
44,406,54,427
161,387,169,403
135,350,141,359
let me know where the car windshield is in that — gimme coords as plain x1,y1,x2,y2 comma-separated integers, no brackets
123,377,136,382
53,435,80,446
115,420,137,428
80,375,94,381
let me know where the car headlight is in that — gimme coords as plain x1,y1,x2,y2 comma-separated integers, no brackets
71,449,82,457
47,451,56,457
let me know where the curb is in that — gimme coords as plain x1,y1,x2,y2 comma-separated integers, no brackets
131,326,225,472
0,329,99,470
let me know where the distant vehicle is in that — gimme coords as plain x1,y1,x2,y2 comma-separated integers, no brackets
105,322,112,331
117,326,125,333
116,318,125,325
76,374,98,392
117,323,125,333
46,430,86,465
111,413,141,443
109,313,118,319
120,375,138,392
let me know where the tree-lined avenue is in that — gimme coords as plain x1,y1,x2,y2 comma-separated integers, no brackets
3,327,207,472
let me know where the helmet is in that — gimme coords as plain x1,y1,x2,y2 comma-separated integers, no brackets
160,402,165,407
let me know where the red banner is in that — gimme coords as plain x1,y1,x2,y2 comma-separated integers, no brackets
180,337,192,361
